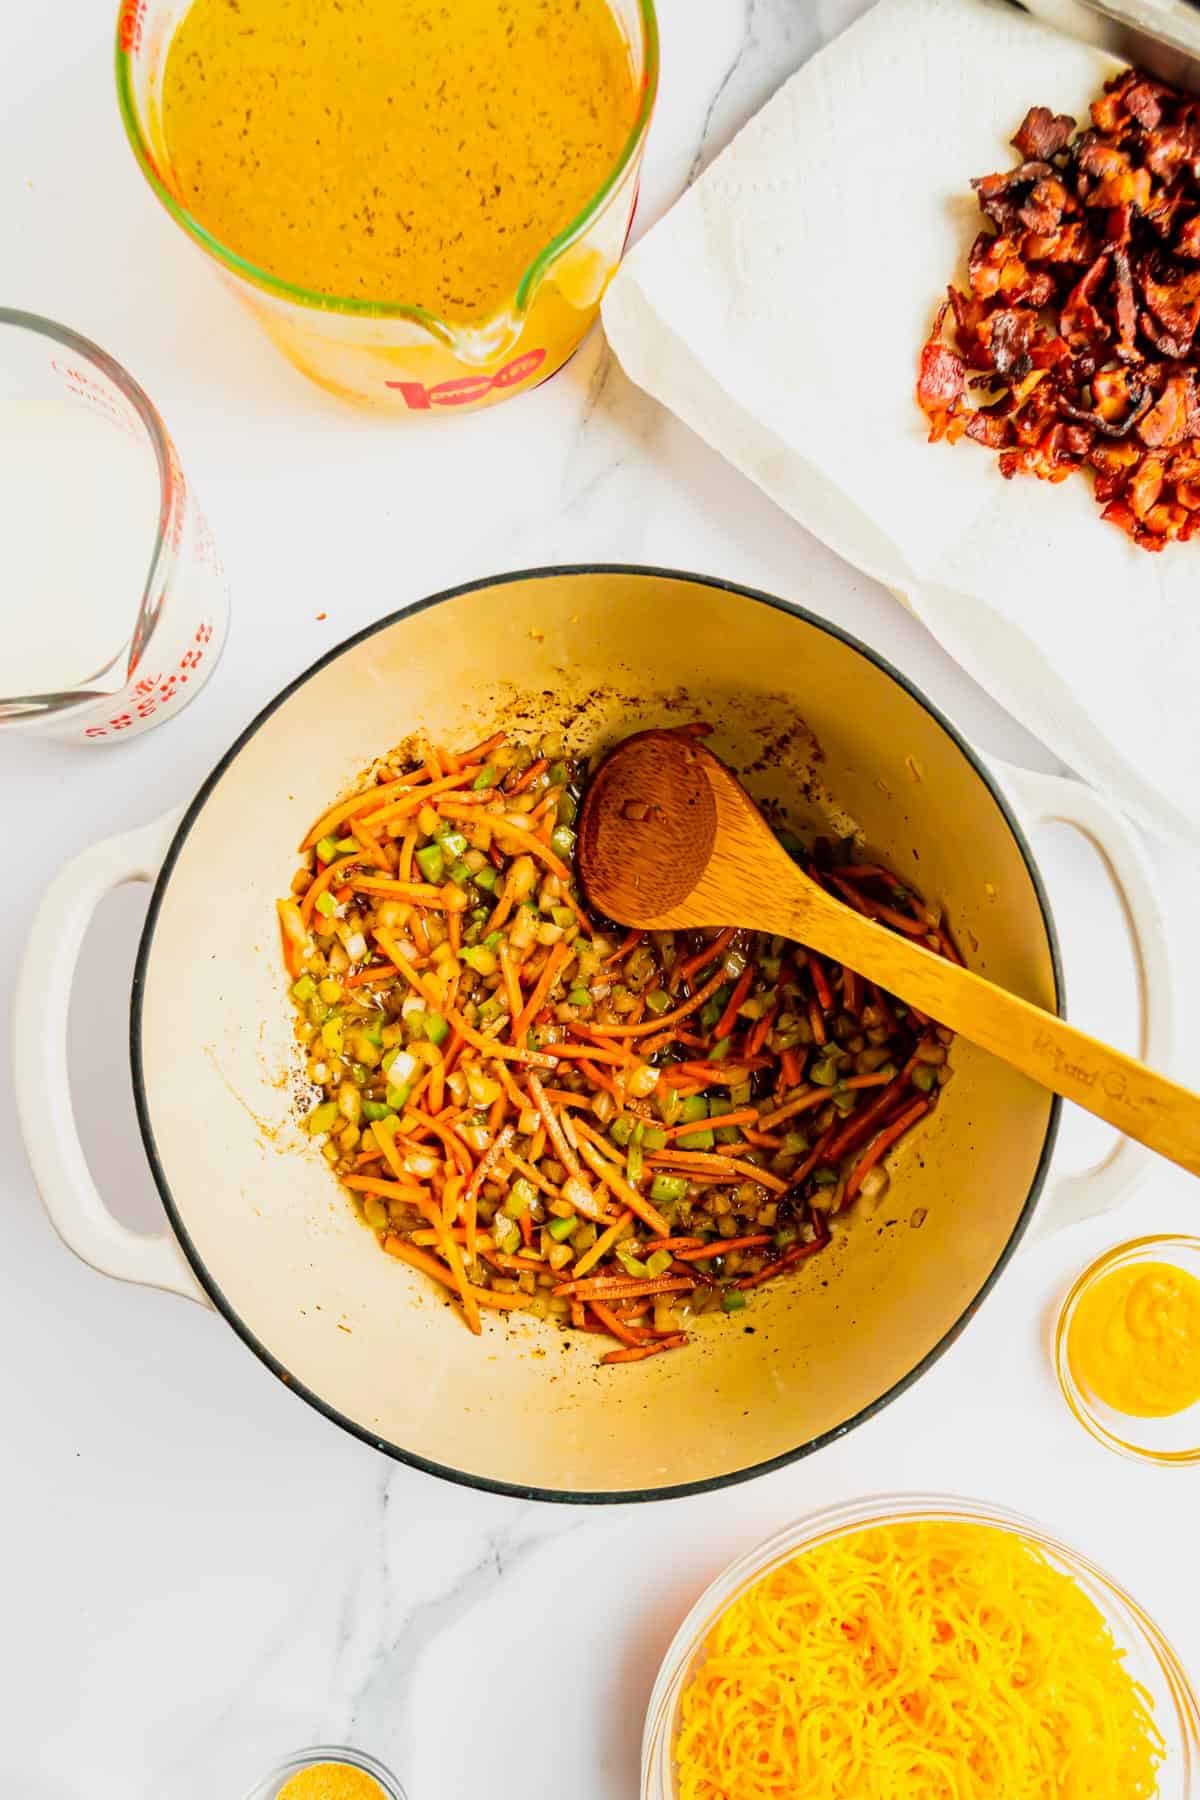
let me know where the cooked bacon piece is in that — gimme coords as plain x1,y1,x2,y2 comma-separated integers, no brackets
1013,105,1075,160
917,64,1200,550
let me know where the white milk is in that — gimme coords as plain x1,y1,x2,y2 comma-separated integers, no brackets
0,395,161,697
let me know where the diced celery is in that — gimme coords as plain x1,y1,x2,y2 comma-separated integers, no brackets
729,1081,752,1106
721,1290,747,1312
386,1081,412,1110
680,1095,709,1123
657,1086,682,1126
364,1018,384,1047
547,761,570,785
646,1250,673,1278
334,836,359,854
462,945,498,975
447,860,472,887
626,1141,644,1184
645,990,671,1015
415,843,444,885
314,890,338,918
609,1115,635,1147
484,929,503,949
812,1167,838,1186
306,1100,338,1135
567,986,591,1008
551,906,575,929
424,1011,450,1045
502,1177,536,1220
640,1125,667,1151
707,1036,732,1061
677,1125,715,1150
472,764,499,790
291,974,316,1002
616,1241,650,1278
650,1174,688,1205
911,1064,937,1093
547,1215,575,1242
714,1124,741,1144
550,826,576,858
361,1100,393,1122
474,866,498,892
441,831,469,857
492,1213,520,1254
321,1016,344,1054
315,835,339,865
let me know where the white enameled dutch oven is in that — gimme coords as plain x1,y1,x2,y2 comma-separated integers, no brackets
15,568,1172,1501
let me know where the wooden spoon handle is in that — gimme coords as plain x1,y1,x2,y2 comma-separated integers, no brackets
769,888,1200,1176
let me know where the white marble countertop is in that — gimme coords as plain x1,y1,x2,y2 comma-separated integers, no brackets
3,2,1199,1795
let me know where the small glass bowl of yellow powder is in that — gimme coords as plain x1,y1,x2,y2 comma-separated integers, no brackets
1056,1234,1200,1465
244,1746,406,1800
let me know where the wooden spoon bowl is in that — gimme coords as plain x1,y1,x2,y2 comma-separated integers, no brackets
578,727,1200,1177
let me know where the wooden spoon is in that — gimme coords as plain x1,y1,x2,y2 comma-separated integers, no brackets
576,728,1200,1177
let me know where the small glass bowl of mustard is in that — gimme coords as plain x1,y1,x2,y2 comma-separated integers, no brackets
1055,1234,1200,1465
243,1746,407,1800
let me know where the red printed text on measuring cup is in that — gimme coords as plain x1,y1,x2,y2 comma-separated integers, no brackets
387,349,546,411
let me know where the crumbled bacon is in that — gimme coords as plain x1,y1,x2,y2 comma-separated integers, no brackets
917,66,1200,549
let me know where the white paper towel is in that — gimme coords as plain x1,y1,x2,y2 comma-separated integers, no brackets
603,0,1200,850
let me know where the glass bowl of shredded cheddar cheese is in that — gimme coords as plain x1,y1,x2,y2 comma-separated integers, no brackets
243,1747,406,1800
642,1494,1200,1800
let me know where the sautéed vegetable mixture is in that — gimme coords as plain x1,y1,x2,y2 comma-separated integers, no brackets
278,727,956,1365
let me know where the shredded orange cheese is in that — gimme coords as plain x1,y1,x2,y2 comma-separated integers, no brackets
675,1520,1164,1800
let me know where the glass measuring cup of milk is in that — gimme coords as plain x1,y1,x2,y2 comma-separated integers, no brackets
0,310,228,741
115,0,658,414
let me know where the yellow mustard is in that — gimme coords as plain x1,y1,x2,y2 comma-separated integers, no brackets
1068,1260,1200,1418
276,1763,385,1800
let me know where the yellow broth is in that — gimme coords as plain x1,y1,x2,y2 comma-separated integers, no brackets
159,0,640,318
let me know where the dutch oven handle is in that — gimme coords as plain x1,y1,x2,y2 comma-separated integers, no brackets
987,758,1174,1243
14,809,210,1305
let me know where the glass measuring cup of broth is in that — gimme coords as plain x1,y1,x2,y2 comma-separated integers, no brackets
116,0,659,413
0,309,228,741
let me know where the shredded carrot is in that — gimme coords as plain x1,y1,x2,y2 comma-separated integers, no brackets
846,1098,931,1199
714,962,754,1041
601,1334,688,1364
580,965,729,1039
664,1106,760,1142
498,941,523,1023
527,1072,582,1178
605,929,644,965
571,1208,634,1280
301,774,429,850
588,1299,648,1348
756,1088,826,1130
551,1274,695,1300
675,1235,772,1261
646,1150,788,1195
505,756,548,795
299,852,362,925
382,1236,526,1310
675,927,737,987
576,1134,672,1237
511,940,573,1045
